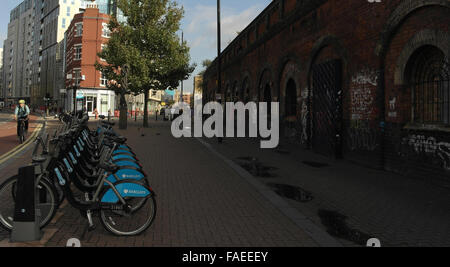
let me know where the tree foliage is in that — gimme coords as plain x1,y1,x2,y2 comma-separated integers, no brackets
97,0,195,128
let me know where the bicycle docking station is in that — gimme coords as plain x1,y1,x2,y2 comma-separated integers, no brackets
10,164,43,242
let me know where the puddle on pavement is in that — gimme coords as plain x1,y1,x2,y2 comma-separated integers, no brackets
318,209,372,246
275,149,291,155
267,183,314,203
302,161,330,168
234,157,278,178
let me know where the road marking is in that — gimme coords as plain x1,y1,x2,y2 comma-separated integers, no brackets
0,122,43,165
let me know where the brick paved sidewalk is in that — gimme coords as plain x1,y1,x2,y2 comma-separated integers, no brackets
43,119,320,247
200,135,450,247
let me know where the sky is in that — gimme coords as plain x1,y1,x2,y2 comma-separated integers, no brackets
0,0,272,93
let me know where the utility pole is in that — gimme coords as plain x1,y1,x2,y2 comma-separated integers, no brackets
217,0,221,97
180,31,184,103
217,0,223,143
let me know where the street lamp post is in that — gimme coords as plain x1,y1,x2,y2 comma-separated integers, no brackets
180,31,184,103
217,0,221,97
217,0,223,143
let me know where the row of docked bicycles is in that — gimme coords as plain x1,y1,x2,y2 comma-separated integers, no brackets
0,112,156,236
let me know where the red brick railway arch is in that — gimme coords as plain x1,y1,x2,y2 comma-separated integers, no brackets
240,71,252,103
257,65,276,103
376,0,450,176
305,35,351,158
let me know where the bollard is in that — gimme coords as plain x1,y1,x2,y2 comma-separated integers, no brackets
10,165,43,242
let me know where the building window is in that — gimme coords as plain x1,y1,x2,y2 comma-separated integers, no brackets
73,69,81,86
407,45,450,125
102,23,111,38
75,22,83,36
100,72,108,87
74,45,82,60
100,44,107,61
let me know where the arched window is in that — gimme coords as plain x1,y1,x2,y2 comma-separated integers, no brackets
242,78,250,103
406,45,450,124
225,85,232,102
234,82,239,102
286,79,297,117
264,84,272,115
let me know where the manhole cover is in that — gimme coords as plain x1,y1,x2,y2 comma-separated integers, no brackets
302,161,329,168
267,183,314,203
318,209,372,246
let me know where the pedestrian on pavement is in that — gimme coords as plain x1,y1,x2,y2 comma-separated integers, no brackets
94,108,99,120
14,100,30,136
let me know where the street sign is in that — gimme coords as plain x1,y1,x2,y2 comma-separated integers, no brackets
76,92,84,99
215,94,222,100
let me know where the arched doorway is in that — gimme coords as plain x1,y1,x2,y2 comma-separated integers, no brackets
285,79,297,117
406,45,449,125
264,84,272,114
311,58,343,158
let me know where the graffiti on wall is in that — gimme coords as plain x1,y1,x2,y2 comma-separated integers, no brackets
400,134,450,171
388,97,398,118
347,69,380,152
300,89,309,144
347,120,378,152
351,68,378,86
351,69,379,121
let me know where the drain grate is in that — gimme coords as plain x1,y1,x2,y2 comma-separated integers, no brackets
267,183,314,203
302,161,329,168
318,209,372,246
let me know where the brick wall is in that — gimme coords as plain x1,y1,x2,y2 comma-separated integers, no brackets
203,0,450,183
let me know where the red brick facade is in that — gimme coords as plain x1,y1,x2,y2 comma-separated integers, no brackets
65,6,110,89
203,0,450,184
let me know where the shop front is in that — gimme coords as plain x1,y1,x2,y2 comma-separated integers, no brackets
66,88,115,117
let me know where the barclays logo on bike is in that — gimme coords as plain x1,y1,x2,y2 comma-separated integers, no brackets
124,189,146,195
122,174,141,179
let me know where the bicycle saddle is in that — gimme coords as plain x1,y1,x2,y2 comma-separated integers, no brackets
32,155,47,163
112,136,127,144
98,162,120,173
102,121,115,126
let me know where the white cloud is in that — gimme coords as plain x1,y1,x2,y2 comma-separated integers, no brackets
187,4,266,51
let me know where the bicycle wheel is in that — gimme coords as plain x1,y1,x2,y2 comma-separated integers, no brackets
99,194,156,236
0,175,58,232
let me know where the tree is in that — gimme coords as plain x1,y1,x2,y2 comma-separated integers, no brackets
117,0,195,128
198,59,212,76
96,18,141,129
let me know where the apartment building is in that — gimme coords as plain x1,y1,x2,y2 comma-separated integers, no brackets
64,3,115,117
2,0,35,106
0,48,3,102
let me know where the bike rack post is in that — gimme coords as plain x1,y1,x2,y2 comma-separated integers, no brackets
10,164,43,242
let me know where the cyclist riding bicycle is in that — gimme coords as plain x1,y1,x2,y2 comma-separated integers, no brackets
14,100,30,136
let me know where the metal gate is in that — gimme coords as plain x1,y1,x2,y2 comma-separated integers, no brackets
409,46,450,125
311,59,343,158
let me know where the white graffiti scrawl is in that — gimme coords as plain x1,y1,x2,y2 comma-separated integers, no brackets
351,69,379,86
351,69,379,121
402,135,450,171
